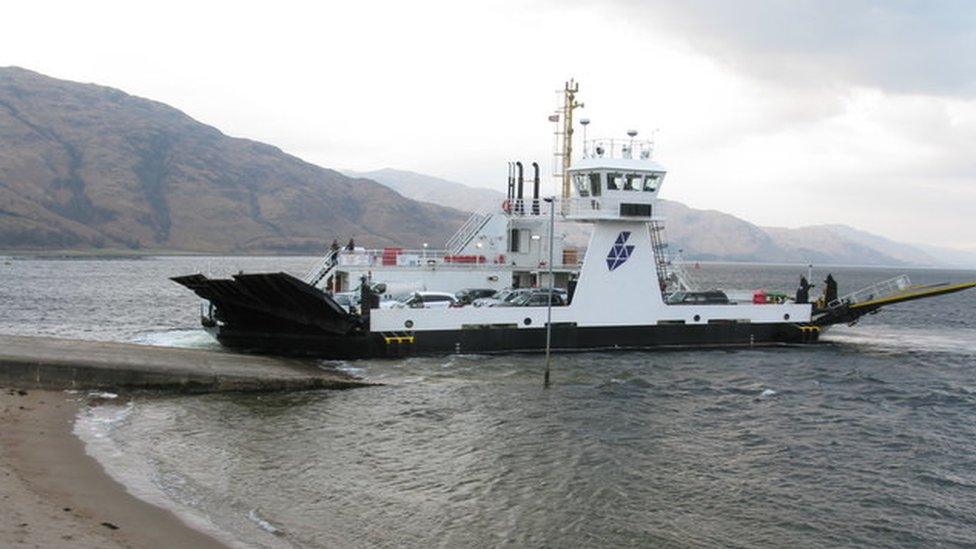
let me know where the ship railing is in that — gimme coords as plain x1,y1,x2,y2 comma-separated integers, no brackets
827,275,912,309
582,138,655,160
337,248,503,269
334,248,581,270
505,197,549,217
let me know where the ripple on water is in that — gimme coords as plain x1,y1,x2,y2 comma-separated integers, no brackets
7,257,973,548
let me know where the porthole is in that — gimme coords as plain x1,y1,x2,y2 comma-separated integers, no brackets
524,317,532,326
405,320,414,328
693,315,701,322
783,314,790,321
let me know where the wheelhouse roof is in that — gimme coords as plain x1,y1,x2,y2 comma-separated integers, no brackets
568,157,667,173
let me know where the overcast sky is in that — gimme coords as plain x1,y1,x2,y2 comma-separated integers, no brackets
3,0,974,250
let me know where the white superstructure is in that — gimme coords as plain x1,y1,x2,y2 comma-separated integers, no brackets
367,132,811,334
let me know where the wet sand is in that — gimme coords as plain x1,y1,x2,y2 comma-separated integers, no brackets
0,389,227,548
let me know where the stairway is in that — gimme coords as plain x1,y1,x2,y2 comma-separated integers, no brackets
303,248,339,289
445,211,492,255
648,221,672,291
648,221,697,293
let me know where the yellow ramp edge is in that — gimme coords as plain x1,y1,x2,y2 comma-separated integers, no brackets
851,280,976,310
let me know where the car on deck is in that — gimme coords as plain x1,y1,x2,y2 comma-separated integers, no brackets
492,288,567,307
332,291,361,313
383,291,458,309
454,288,498,306
666,290,730,305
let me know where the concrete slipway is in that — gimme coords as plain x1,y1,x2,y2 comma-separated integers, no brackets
0,334,370,393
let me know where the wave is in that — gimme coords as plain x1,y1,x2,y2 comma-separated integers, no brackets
129,329,221,350
822,325,976,356
73,399,283,549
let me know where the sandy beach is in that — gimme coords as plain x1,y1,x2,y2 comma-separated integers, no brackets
1,389,227,548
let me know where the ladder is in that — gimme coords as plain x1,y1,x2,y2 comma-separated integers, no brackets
648,221,673,292
648,221,697,293
302,248,339,289
445,211,491,254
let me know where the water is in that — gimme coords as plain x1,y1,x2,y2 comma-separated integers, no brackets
4,256,976,548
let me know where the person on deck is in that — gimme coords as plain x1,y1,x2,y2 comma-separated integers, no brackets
346,238,355,251
796,276,812,304
825,274,838,303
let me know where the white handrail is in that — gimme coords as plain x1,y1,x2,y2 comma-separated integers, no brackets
828,275,911,309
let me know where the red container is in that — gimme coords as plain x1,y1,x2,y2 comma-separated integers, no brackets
752,290,766,304
381,247,403,266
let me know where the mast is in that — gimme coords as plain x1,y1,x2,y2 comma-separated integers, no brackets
552,79,584,200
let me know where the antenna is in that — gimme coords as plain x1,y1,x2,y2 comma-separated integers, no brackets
580,118,590,156
626,129,638,160
552,79,583,202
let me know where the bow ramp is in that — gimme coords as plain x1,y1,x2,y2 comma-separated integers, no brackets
171,272,362,335
813,276,976,327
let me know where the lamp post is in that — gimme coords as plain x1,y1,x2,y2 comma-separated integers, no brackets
531,234,542,272
543,196,555,388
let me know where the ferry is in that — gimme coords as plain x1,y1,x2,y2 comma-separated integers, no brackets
173,81,976,359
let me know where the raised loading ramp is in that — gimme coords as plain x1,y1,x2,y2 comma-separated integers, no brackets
813,277,976,326
172,272,362,335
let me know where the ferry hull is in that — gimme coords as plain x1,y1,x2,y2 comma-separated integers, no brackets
206,321,821,359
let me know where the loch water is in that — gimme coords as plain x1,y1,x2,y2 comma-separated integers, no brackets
2,256,976,548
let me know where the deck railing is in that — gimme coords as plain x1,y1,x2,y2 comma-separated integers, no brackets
582,138,655,160
333,248,581,270
828,275,912,309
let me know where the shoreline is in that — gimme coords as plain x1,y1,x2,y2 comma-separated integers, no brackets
0,389,227,548
2,251,974,271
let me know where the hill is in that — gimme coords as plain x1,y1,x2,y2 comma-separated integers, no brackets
345,168,506,213
0,67,468,253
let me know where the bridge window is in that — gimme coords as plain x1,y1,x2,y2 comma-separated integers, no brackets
607,172,624,190
573,174,589,197
589,173,602,196
625,173,643,191
643,173,662,192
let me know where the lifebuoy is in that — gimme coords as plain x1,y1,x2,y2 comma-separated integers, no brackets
502,199,511,213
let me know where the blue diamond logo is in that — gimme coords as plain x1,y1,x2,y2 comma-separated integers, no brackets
606,231,635,271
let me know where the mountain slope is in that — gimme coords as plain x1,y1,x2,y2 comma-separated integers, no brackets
0,67,468,252
656,200,790,262
345,168,506,212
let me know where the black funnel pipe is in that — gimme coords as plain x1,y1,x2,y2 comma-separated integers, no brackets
531,162,540,215
516,161,524,214
507,162,514,202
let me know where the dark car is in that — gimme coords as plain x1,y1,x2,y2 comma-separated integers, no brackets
454,288,499,306
496,289,566,307
666,290,730,305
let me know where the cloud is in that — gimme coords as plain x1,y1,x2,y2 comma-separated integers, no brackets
608,0,976,98
1,0,973,248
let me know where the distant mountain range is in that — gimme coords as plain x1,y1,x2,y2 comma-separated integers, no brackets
355,168,976,268
0,67,467,253
345,168,504,215
2,67,971,267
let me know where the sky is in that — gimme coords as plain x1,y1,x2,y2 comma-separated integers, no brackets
2,0,975,250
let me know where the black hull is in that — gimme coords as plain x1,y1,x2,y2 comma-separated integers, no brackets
206,321,822,359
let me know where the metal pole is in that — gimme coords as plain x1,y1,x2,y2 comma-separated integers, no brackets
544,196,555,387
